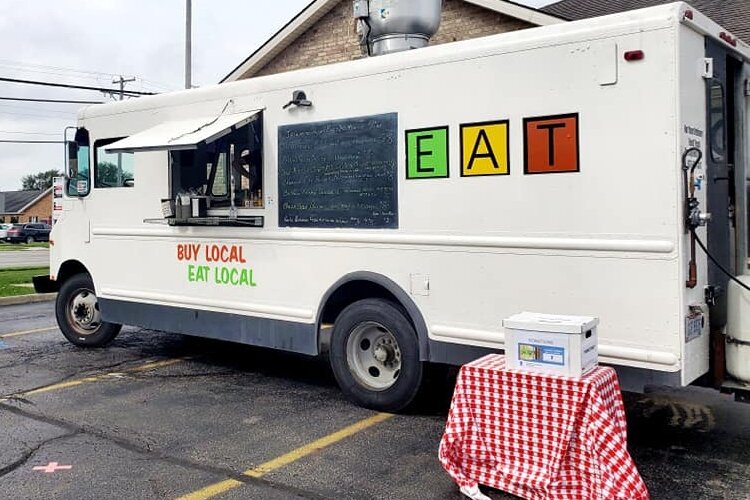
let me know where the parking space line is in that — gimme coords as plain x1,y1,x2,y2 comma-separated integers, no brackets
124,358,187,373
0,326,58,338
177,412,395,500
0,357,189,401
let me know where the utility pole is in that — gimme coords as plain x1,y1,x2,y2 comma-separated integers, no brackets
112,75,136,101
185,0,192,89
111,75,135,185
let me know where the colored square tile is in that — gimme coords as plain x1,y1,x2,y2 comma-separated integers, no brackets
524,113,580,174
460,121,510,177
406,127,449,179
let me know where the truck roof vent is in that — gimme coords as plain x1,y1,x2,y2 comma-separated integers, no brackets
354,0,442,57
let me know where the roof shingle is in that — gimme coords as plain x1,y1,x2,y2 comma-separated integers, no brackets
0,190,45,213
542,0,750,44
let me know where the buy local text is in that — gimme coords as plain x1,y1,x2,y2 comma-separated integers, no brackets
177,243,257,287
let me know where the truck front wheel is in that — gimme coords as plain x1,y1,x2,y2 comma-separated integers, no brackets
56,273,121,347
329,299,423,412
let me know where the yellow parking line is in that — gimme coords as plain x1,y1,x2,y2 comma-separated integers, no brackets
128,358,187,373
179,479,242,500
0,326,58,338
21,377,100,397
0,357,190,401
178,412,395,500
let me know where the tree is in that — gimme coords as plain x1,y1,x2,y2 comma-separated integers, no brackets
95,161,133,187
21,169,62,191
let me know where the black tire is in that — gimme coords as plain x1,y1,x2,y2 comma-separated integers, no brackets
26,236,34,244
55,273,121,347
330,298,423,412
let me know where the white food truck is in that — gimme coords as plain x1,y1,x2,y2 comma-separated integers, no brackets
36,2,750,410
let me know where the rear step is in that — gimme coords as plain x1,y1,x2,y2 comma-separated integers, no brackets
720,378,750,403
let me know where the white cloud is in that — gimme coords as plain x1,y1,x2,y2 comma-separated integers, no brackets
0,0,308,190
0,0,555,191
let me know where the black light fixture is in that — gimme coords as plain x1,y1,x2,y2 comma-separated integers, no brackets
283,90,312,109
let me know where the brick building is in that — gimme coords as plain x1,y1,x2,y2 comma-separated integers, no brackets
0,189,52,224
222,0,748,81
222,0,563,82
542,0,750,44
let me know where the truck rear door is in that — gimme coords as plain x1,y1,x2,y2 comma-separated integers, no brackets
704,39,744,329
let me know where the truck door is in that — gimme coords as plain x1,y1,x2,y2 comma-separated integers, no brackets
737,60,750,276
704,39,743,329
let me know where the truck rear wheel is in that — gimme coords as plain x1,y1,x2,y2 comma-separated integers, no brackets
56,273,121,347
330,298,423,412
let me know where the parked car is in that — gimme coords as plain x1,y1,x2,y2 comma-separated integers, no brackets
0,223,13,241
6,223,51,243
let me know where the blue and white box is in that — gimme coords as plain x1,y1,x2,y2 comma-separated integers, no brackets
502,312,599,378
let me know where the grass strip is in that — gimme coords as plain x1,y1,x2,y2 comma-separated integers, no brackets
0,267,50,297
0,242,49,251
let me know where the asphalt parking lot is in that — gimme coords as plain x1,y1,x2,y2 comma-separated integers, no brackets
1,301,750,500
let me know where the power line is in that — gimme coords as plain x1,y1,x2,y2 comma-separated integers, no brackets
0,76,156,96
0,103,77,116
0,139,64,144
0,60,175,92
0,96,103,104
0,59,123,78
0,130,59,136
139,78,176,91
0,65,115,83
0,110,75,120
0,67,171,93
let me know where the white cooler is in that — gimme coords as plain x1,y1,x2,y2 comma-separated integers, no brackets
502,312,599,378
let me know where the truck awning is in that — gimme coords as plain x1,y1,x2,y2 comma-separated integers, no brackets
105,109,261,153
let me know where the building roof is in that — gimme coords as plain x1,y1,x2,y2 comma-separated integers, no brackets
221,0,564,82
542,0,750,44
0,188,51,214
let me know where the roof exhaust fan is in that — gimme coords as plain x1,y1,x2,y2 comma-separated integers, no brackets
354,0,442,57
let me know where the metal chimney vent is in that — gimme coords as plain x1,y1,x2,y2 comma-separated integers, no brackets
354,0,442,56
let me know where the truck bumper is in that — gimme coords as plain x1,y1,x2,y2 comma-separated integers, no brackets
33,275,59,294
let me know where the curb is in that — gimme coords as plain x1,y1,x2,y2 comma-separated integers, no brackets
0,293,56,306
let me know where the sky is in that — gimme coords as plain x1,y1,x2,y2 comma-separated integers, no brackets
0,0,554,191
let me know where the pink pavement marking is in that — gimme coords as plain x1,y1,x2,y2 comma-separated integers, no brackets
32,462,72,473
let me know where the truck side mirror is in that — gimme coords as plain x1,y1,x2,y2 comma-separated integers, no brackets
65,128,91,197
65,140,79,197
66,140,77,166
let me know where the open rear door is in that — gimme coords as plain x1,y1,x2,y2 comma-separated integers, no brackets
704,39,750,387
705,38,746,331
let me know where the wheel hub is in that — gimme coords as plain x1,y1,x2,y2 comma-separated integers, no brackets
346,321,402,391
74,303,94,324
68,289,101,334
373,343,393,363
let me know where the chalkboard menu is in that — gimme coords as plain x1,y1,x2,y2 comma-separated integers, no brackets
278,113,398,229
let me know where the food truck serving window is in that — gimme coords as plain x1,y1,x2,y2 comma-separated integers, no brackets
170,119,263,211
105,108,264,226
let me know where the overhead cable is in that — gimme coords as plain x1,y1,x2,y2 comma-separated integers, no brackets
0,110,75,119
0,60,173,92
0,103,77,115
0,96,103,104
0,139,65,144
0,59,122,78
0,130,59,136
0,77,155,96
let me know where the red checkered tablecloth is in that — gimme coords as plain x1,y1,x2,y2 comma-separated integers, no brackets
439,355,649,500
